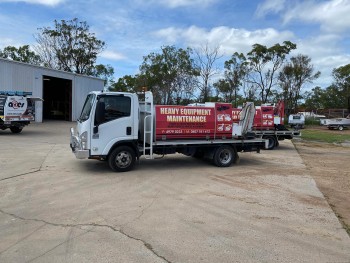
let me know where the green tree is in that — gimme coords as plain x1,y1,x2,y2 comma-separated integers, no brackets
34,18,105,75
278,54,320,114
304,85,345,110
215,52,247,106
0,45,41,65
321,85,344,109
110,75,142,92
246,41,297,103
303,86,325,109
91,64,115,88
332,64,350,109
139,45,198,104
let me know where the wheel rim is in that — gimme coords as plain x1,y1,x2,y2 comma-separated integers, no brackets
268,138,274,148
266,137,275,149
219,149,232,165
115,151,132,168
339,126,344,131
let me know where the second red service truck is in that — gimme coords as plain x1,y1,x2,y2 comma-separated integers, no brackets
232,101,300,150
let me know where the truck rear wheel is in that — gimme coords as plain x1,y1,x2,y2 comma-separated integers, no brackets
108,146,136,172
338,126,344,131
213,145,236,167
264,136,277,150
10,126,23,134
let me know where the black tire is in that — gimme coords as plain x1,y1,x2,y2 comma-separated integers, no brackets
108,146,136,172
264,136,277,150
10,126,23,134
338,126,344,131
213,145,235,167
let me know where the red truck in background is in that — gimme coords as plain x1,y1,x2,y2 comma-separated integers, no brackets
232,101,300,150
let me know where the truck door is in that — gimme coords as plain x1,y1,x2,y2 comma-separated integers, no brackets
91,94,134,155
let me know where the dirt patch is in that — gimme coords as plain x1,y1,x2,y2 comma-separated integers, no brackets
293,129,350,235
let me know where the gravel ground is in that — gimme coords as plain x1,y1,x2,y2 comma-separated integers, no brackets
293,126,350,235
0,121,349,262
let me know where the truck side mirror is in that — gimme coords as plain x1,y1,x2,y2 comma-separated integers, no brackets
95,101,105,126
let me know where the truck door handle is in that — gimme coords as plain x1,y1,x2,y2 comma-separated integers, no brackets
126,127,131,135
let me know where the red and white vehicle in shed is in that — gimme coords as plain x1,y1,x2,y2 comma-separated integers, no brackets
0,91,42,133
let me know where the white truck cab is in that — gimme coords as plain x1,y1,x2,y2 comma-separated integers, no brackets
71,91,139,158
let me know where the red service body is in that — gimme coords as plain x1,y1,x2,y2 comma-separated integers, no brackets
155,103,233,140
253,105,275,130
232,101,285,130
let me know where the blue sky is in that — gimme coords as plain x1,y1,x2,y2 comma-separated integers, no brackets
0,0,349,90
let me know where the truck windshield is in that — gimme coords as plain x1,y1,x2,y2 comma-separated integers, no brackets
79,94,95,122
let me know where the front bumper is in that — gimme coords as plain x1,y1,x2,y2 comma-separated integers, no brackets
70,127,89,159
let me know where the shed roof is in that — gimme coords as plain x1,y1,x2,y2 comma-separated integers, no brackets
0,58,104,82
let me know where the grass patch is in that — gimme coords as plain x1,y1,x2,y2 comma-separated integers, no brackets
300,128,350,143
305,118,321,126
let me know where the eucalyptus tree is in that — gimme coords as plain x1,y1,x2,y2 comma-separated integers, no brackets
34,18,105,75
0,45,41,65
278,54,320,114
246,41,297,103
214,52,247,105
332,64,350,110
139,45,198,104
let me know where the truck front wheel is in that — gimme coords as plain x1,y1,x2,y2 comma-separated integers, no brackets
10,126,23,134
213,146,236,167
108,146,136,172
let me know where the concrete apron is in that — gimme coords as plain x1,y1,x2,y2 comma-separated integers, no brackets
0,121,349,263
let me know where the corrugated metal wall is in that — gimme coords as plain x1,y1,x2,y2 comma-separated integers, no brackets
0,58,104,122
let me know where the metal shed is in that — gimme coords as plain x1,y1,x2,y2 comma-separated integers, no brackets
0,58,104,122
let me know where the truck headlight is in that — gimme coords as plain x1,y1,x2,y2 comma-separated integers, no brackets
80,131,88,149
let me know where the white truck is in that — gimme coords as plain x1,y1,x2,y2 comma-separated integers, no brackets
0,91,42,133
70,91,267,172
288,114,305,129
320,117,350,130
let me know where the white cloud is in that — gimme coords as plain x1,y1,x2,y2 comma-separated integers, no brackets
138,0,217,8
153,25,295,55
254,0,350,88
0,0,64,6
100,50,127,61
292,34,350,88
257,0,350,33
153,25,350,88
255,0,350,32
255,0,286,18
284,0,350,32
